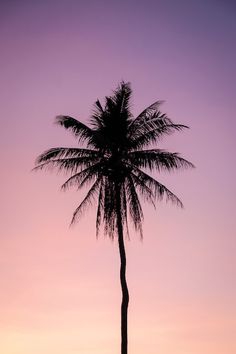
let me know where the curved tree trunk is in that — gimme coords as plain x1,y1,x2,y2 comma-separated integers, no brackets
116,186,129,354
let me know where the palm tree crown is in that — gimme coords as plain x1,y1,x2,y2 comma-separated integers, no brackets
35,81,194,354
35,82,193,237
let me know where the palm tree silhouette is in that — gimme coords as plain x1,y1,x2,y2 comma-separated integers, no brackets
34,82,194,354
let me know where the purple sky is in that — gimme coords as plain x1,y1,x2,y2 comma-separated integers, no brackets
1,1,236,353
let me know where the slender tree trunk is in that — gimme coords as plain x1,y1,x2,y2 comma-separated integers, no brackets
116,186,129,354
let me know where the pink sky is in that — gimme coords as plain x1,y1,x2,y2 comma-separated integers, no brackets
1,0,236,353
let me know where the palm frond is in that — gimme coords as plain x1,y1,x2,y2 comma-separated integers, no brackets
34,156,99,175
96,177,105,237
128,149,195,171
120,184,129,239
112,81,132,116
61,162,102,190
129,172,155,206
103,177,116,238
95,99,104,113
131,100,164,126
35,147,99,165
90,100,105,129
129,110,188,149
132,166,183,208
71,177,101,225
125,176,143,238
34,148,101,174
56,115,94,144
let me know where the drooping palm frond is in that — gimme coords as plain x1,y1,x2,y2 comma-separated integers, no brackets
33,156,98,175
131,166,183,208
71,177,102,225
103,177,117,238
120,183,129,239
129,171,155,206
33,147,101,175
125,175,143,237
128,149,194,172
60,162,103,190
96,177,105,237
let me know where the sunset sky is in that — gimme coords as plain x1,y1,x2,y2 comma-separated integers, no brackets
1,0,236,353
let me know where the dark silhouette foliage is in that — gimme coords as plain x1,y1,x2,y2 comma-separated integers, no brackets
35,82,193,236
34,82,194,354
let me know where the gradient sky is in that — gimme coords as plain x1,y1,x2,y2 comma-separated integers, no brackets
1,0,236,353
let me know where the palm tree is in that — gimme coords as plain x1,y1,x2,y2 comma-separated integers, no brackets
34,82,194,354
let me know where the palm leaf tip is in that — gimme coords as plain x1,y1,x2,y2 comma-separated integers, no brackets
55,115,69,125
55,115,94,143
32,150,53,171
95,99,104,112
